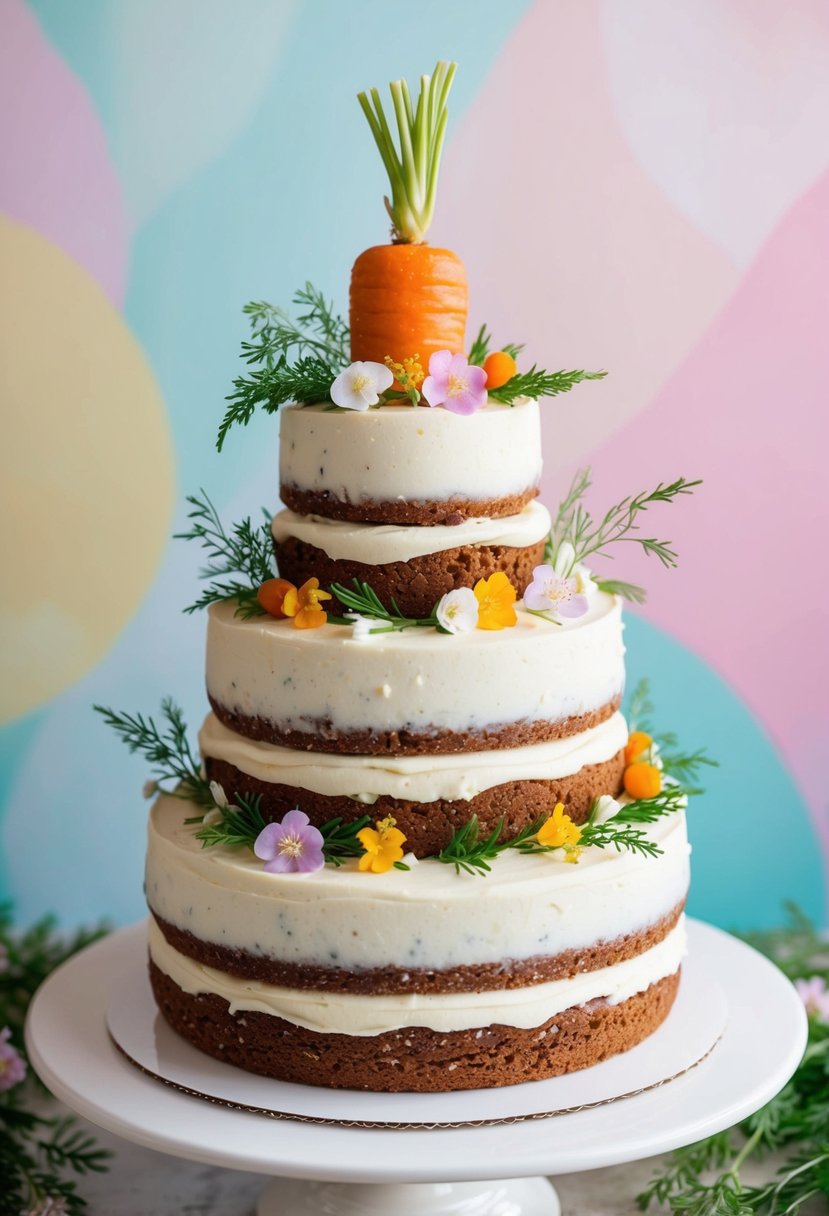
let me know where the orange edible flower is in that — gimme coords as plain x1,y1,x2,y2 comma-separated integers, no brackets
483,350,517,390
256,578,296,619
623,762,662,800
384,353,425,391
624,730,652,765
357,815,407,874
473,571,517,630
536,802,583,861
282,577,332,630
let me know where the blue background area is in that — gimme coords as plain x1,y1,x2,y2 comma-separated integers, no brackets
1,0,824,931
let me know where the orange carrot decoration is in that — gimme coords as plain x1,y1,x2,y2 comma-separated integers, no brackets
351,62,468,367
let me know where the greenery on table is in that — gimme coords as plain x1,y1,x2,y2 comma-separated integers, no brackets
638,904,829,1214
0,906,111,1216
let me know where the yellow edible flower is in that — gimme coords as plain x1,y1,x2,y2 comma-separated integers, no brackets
357,815,407,874
384,353,425,390
473,571,517,630
282,577,332,630
537,802,582,863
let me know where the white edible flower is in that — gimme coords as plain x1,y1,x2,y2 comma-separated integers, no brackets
592,795,622,824
574,563,597,597
209,780,229,809
402,852,419,867
330,361,393,411
436,587,479,634
345,612,375,642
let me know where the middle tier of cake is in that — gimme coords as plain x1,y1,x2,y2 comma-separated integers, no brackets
205,591,625,756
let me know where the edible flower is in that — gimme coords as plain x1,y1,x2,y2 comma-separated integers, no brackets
357,815,407,874
536,802,582,863
422,350,488,416
523,563,589,621
0,1027,26,1091
254,809,325,874
473,572,517,630
257,577,296,619
282,578,332,629
483,350,517,390
436,587,479,634
331,360,394,410
623,762,662,800
795,976,829,1022
624,731,652,765
384,353,425,391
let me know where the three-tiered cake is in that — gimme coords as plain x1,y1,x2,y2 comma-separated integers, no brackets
120,61,698,1093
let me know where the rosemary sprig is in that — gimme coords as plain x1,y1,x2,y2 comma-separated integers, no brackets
625,678,718,787
329,579,440,633
94,699,214,808
193,792,268,848
467,325,524,368
437,816,545,876
218,353,338,452
546,469,701,600
176,489,273,617
638,906,829,1214
438,786,688,876
468,324,491,366
488,367,607,405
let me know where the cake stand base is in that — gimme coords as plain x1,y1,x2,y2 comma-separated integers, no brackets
258,1177,559,1215
26,919,807,1216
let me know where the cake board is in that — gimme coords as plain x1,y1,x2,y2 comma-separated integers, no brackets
26,918,807,1215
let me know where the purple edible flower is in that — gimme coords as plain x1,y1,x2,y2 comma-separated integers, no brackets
523,564,589,619
422,350,488,416
795,976,829,1022
0,1026,26,1091
254,809,325,874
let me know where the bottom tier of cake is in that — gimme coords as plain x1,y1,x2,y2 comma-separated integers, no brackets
145,795,690,1092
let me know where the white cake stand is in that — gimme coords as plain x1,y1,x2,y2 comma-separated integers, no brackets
26,919,807,1216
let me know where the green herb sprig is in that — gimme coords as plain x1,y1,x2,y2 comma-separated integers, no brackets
546,468,701,603
488,366,607,405
0,905,111,1214
437,786,689,876
94,699,213,809
217,288,347,451
467,324,524,367
328,579,442,634
626,678,718,787
192,797,382,869
176,489,273,617
638,906,829,1215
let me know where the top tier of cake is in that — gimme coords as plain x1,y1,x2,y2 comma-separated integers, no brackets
279,397,542,524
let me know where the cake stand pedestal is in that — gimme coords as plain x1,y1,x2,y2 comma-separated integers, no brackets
26,920,807,1216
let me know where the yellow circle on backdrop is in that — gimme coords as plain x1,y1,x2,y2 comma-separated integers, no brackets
0,216,174,724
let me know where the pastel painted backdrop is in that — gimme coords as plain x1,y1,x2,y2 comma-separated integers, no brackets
1,0,827,929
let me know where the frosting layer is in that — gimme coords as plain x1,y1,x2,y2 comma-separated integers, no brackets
148,917,686,1035
205,595,625,743
279,399,542,506
272,501,552,565
199,712,628,803
146,795,690,972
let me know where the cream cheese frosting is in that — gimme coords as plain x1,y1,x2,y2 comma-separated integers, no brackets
279,399,543,504
205,594,625,737
148,916,686,1035
145,794,690,972
272,500,551,565
199,711,628,804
